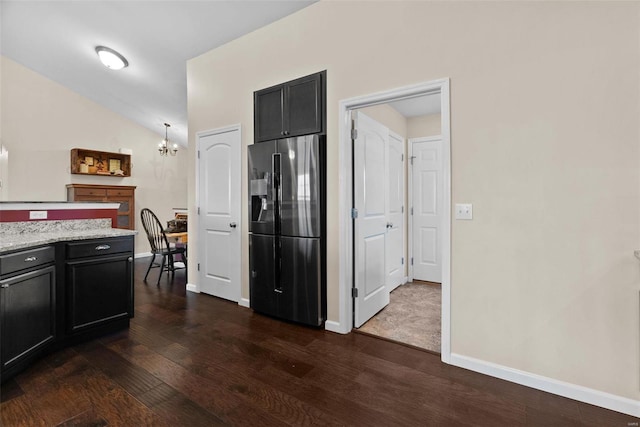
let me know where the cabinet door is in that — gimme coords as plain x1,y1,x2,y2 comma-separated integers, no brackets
0,266,56,370
285,73,323,138
109,196,133,229
254,85,285,142
66,254,133,333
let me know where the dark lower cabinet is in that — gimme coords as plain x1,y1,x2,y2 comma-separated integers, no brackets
0,235,134,382
0,264,56,379
66,253,133,334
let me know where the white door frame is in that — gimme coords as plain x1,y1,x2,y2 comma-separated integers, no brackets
408,135,443,283
332,79,452,364
193,124,242,303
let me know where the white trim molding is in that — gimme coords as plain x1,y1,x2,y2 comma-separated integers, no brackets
450,353,640,418
186,283,199,293
324,320,343,334
238,298,250,308
334,78,452,363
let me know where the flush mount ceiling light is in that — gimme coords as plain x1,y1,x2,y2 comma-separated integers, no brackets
95,46,128,70
158,123,178,156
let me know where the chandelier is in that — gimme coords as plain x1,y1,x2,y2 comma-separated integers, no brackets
158,123,178,156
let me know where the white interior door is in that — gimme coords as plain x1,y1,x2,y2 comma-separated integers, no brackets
411,137,443,283
353,111,389,328
197,126,241,302
386,131,404,292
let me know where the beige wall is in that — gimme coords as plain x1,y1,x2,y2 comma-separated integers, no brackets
187,1,640,401
358,104,407,138
1,56,188,255
407,113,440,139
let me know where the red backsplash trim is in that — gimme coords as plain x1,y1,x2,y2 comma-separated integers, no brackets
0,209,118,228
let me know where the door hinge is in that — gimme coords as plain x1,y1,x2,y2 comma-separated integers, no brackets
411,257,414,266
401,257,404,265
351,208,358,219
410,155,416,165
401,206,404,213
197,263,200,271
410,207,414,215
351,128,358,140
401,154,404,161
197,150,200,159
352,287,359,298
197,207,200,215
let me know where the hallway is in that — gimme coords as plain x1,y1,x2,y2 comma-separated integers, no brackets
358,282,441,352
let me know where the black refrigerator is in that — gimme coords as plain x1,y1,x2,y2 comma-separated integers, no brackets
248,134,325,326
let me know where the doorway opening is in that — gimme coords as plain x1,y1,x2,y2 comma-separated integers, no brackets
334,79,451,363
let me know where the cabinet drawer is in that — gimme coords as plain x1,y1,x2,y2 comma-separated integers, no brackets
74,188,107,197
0,246,55,276
66,237,133,259
107,189,133,197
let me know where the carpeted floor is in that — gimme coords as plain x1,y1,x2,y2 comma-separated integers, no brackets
358,282,441,352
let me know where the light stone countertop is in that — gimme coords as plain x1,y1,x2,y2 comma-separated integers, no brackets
0,219,137,253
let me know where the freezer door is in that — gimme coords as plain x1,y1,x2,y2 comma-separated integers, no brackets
248,141,277,235
278,135,322,238
249,234,279,317
279,236,323,326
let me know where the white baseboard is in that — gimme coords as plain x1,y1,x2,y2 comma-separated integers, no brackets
450,353,640,418
238,298,250,308
402,276,409,284
325,320,349,334
186,283,199,293
135,252,152,259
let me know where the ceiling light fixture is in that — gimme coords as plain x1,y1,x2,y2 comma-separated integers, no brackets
158,123,178,156
95,46,128,70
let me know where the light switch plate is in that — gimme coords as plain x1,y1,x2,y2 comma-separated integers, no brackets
455,203,473,220
29,210,48,220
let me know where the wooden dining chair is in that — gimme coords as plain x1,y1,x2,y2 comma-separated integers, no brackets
140,208,187,285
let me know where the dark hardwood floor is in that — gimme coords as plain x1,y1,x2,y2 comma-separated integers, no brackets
1,258,636,426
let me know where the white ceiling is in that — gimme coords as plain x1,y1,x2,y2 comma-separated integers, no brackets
388,93,441,118
0,1,316,146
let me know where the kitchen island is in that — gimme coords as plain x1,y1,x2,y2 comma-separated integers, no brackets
0,202,137,382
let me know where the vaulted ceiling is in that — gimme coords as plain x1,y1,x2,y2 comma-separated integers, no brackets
0,1,316,146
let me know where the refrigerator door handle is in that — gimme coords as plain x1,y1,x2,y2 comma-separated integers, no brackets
272,152,282,230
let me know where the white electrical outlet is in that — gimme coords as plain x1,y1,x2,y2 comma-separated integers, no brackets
29,210,48,220
455,203,473,220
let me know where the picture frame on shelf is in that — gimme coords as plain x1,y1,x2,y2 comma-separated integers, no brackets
109,158,121,173
84,156,94,166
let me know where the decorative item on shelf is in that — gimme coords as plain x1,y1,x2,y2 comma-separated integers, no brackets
79,160,89,174
109,158,121,173
158,123,178,156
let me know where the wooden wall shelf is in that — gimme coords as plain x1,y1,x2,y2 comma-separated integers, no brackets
70,148,131,177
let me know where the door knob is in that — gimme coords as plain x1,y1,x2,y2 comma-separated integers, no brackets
230,222,237,228
386,222,393,228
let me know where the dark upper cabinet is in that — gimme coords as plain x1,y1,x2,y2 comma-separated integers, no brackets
255,85,285,142
254,71,325,142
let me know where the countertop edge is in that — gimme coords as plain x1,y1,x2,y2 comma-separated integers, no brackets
0,229,137,254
